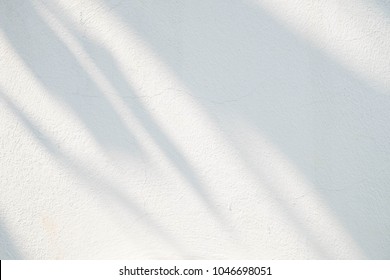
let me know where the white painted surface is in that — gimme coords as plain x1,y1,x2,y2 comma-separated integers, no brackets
0,0,389,259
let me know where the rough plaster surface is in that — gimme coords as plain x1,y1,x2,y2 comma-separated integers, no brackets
0,0,389,259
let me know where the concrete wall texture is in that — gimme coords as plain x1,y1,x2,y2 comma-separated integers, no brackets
1,0,389,259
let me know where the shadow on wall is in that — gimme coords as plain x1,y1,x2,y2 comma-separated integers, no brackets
0,89,191,258
373,0,390,12
0,0,236,255
0,220,21,259
0,0,389,258
91,0,390,258
0,1,141,156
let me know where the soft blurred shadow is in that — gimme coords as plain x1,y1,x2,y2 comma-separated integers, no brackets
0,220,22,259
97,0,390,258
1,0,389,259
373,0,390,12
0,0,141,156
27,0,238,237
0,90,189,257
0,0,233,257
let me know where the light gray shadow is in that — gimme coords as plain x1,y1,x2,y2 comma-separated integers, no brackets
0,220,22,259
1,0,389,259
0,0,239,246
0,90,190,257
98,0,390,259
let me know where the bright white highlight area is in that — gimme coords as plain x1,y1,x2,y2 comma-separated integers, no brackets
0,0,389,259
255,0,390,93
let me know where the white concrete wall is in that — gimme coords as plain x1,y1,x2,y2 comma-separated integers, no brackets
1,0,389,259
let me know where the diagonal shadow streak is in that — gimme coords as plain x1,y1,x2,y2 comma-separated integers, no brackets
0,219,22,259
37,0,338,258
2,0,239,240
1,0,389,259
0,0,142,156
0,90,189,258
97,0,390,258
